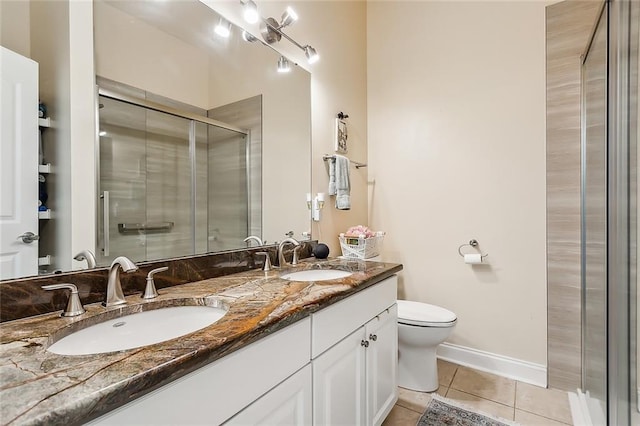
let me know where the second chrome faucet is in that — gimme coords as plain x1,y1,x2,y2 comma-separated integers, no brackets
277,238,301,267
103,256,138,307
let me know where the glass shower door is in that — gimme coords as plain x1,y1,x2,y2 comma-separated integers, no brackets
97,92,252,265
581,4,608,424
98,96,193,264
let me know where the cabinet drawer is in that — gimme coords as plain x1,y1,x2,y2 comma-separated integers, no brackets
311,275,397,358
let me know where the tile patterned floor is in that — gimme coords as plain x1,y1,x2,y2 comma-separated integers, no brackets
382,359,573,426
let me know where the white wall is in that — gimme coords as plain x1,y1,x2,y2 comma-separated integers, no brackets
68,0,96,270
209,0,369,256
0,0,30,57
368,1,547,365
94,2,210,109
302,1,368,255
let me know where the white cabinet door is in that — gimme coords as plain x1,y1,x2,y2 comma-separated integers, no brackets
313,328,367,426
365,304,398,426
225,364,312,426
0,47,39,280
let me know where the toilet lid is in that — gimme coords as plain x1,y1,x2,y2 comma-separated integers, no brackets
397,300,457,327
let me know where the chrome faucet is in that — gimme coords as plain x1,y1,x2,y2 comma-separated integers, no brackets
244,235,264,247
74,249,97,269
103,256,138,307
277,238,301,267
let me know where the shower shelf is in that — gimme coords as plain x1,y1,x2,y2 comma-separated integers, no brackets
38,210,52,220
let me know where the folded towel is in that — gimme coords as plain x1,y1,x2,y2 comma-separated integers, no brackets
328,157,337,196
335,155,350,210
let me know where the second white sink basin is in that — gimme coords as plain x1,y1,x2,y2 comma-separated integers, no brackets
281,269,352,282
47,305,227,356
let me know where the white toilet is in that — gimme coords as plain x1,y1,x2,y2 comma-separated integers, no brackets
397,300,457,392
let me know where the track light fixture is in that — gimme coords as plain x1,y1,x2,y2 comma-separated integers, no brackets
277,56,291,73
279,6,298,29
242,30,257,43
304,45,319,64
214,18,231,38
242,0,259,24
237,0,319,65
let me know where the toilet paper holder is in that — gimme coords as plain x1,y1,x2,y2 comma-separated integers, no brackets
457,239,489,259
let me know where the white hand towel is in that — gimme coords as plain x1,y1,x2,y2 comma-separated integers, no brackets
335,155,350,210
328,157,337,196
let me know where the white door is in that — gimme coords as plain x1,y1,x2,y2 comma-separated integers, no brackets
225,365,312,426
313,327,367,426
366,305,399,426
0,47,39,279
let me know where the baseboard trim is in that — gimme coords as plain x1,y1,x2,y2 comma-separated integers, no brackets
436,342,547,387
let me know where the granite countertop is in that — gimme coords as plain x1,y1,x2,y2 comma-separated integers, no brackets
0,258,402,425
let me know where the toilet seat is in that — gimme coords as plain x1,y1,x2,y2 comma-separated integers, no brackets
397,300,457,328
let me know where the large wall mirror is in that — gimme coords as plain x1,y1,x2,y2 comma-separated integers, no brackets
0,0,311,280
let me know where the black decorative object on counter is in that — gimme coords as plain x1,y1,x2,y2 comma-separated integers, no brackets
312,243,330,259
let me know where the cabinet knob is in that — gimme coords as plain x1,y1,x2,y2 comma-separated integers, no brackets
361,340,369,348
369,334,377,341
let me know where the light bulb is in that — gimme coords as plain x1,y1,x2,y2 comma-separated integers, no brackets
214,19,231,38
277,56,291,73
243,0,259,24
304,46,319,64
280,6,298,28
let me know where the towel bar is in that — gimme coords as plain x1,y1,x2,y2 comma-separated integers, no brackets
322,154,367,169
118,222,174,233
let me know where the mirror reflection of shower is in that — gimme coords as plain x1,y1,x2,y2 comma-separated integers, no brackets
96,79,260,266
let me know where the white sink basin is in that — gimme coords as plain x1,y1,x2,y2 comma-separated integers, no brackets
47,305,227,356
280,269,352,282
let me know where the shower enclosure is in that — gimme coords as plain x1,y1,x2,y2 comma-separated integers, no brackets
579,1,638,424
96,89,254,266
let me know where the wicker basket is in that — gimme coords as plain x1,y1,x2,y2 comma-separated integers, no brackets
339,234,384,259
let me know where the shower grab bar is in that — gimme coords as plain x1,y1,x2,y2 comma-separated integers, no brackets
118,222,174,233
102,191,110,257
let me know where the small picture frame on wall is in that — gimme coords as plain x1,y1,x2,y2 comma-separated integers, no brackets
334,118,348,153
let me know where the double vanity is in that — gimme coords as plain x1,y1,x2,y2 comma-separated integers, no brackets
0,257,402,425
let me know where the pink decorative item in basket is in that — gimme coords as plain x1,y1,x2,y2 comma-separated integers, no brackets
345,225,376,239
339,226,385,259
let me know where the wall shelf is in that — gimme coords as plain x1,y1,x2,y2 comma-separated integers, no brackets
38,209,52,219
38,163,52,173
38,117,51,128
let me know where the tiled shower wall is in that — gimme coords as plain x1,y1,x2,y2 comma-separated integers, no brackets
208,96,262,249
545,0,602,391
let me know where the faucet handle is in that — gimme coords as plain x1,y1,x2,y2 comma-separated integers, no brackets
42,283,86,317
255,252,272,272
292,246,301,266
142,267,168,299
